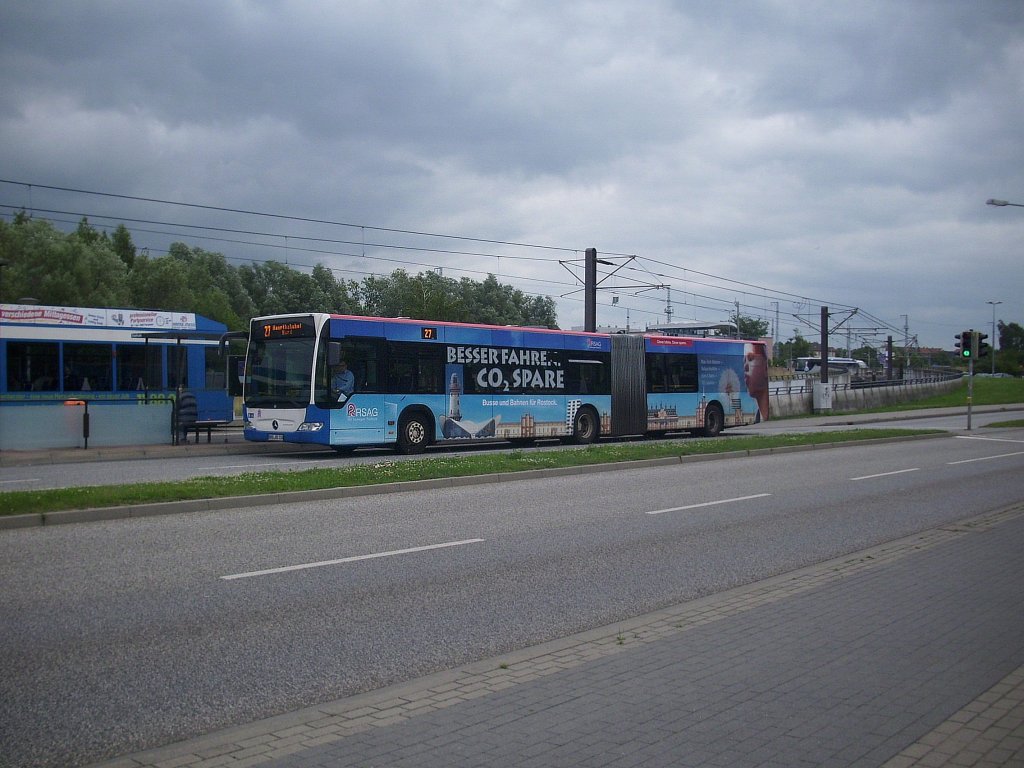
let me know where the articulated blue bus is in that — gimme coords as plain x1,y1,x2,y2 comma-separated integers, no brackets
238,313,769,453
0,302,234,423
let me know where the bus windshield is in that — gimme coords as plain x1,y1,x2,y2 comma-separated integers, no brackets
245,335,316,408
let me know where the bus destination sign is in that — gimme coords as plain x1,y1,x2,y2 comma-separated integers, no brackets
258,317,315,339
421,327,438,340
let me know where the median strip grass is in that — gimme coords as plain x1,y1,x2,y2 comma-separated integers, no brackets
983,419,1024,429
859,376,1024,413
0,429,941,517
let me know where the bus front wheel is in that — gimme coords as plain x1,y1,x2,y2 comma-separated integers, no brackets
700,403,724,437
397,412,431,454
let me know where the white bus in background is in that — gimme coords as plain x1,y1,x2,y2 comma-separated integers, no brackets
795,357,868,377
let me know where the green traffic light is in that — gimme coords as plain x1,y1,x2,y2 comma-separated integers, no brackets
959,330,974,358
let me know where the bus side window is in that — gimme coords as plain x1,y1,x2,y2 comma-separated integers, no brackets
416,359,435,393
384,342,444,395
340,338,383,393
353,360,373,391
388,357,416,393
565,355,609,395
646,356,667,393
666,354,698,393
417,348,445,394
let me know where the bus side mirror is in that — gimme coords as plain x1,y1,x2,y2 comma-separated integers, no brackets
327,341,342,366
226,355,245,397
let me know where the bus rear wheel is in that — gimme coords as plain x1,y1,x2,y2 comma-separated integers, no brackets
571,407,599,445
700,403,724,437
397,412,431,454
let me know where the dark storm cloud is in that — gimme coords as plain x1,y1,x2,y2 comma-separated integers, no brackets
0,0,1022,346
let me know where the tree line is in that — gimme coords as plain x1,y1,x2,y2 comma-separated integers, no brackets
0,213,558,330
3,213,1021,375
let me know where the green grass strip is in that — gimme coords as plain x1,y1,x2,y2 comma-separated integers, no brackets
0,429,941,517
857,376,1024,412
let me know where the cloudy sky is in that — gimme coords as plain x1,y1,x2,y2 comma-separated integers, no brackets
2,0,1022,351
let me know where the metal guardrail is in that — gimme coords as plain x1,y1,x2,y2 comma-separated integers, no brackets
769,372,963,397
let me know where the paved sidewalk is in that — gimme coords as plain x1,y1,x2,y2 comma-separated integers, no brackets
94,503,1024,768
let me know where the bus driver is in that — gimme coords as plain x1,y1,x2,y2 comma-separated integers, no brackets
331,360,355,401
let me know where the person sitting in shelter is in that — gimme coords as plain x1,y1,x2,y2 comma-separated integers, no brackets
63,363,82,391
31,373,55,391
177,388,198,442
331,360,355,401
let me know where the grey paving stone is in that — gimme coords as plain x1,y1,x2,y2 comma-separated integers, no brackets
253,515,1024,768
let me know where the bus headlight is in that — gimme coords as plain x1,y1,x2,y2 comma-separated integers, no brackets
297,421,324,432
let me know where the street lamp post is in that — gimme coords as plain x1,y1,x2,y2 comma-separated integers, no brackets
987,300,1002,375
985,199,1021,373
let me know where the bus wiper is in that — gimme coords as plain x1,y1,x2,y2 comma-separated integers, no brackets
245,396,280,407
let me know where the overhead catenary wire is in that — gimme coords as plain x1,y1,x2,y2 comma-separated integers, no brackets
0,206,879,342
0,201,709,327
0,204,559,265
0,206,636,322
0,179,581,253
0,201,875,340
0,179,908,342
1,207,648,321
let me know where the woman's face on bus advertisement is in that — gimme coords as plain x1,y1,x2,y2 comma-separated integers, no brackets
743,347,767,392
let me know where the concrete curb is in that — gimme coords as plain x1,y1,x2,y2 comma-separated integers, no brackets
0,432,949,531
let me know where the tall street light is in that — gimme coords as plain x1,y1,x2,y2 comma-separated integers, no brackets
987,300,1002,375
985,199,1020,373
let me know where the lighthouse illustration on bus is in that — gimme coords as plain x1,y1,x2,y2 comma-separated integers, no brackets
440,370,499,439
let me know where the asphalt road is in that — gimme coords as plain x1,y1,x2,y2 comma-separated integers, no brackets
0,406,1017,491
2,428,1023,767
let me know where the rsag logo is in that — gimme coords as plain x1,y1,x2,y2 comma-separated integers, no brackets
347,403,380,419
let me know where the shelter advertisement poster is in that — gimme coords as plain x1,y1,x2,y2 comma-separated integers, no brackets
0,304,197,331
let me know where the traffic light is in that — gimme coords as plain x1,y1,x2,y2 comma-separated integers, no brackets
975,332,990,358
956,330,974,359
